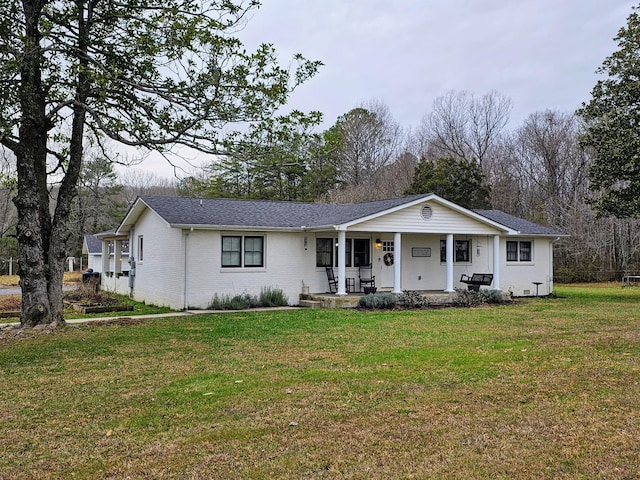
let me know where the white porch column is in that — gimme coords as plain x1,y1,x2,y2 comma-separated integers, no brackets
493,235,501,290
393,232,402,294
114,240,122,275
101,239,110,274
336,230,347,296
445,234,454,292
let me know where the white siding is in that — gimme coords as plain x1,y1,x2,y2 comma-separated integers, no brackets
350,201,502,235
87,254,101,272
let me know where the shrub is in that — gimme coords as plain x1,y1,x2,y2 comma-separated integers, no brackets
358,292,397,310
452,288,484,308
479,288,509,304
396,290,429,309
208,287,287,310
453,288,509,307
208,292,258,310
259,287,288,307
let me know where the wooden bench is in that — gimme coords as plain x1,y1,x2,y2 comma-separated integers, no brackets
460,273,493,292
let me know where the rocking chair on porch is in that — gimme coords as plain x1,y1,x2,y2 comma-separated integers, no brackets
358,264,376,292
325,267,338,293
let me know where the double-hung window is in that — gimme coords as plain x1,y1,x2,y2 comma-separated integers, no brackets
440,239,471,263
316,238,334,267
506,240,532,262
222,235,264,268
353,239,370,267
316,237,371,267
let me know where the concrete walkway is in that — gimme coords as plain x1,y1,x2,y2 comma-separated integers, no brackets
0,306,299,329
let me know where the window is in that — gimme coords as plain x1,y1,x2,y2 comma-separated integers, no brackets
316,237,371,267
354,239,370,266
138,235,144,262
344,240,352,267
222,235,264,268
316,238,333,267
244,236,264,267
440,239,471,263
507,240,532,262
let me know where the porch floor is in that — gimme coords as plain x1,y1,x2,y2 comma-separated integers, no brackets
299,290,456,309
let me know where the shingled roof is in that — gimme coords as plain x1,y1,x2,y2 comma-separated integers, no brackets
118,195,562,237
475,210,564,236
135,194,429,229
83,234,102,254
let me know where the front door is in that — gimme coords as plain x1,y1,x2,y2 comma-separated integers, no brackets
379,239,395,288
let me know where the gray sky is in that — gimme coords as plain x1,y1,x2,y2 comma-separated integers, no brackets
133,0,636,178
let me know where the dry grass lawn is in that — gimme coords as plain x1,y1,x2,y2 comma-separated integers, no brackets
0,283,638,479
0,271,81,287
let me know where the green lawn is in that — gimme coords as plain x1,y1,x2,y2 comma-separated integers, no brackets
1,284,638,479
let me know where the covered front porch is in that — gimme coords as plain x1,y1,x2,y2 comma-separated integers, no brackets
94,231,132,294
326,231,504,297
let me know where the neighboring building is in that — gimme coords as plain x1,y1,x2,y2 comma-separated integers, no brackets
83,233,130,274
98,194,564,309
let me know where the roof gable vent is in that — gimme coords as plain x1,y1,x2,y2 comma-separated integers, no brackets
420,205,433,221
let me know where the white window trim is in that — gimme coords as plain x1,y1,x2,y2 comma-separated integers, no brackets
220,234,266,270
315,236,372,269
440,237,473,264
506,239,534,264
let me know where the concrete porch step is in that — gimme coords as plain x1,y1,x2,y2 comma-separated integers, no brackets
299,299,323,309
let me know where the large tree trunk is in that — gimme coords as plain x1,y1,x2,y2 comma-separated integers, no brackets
15,0,55,328
14,1,90,328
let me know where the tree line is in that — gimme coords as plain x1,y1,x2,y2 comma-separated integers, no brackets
177,90,639,281
0,91,636,283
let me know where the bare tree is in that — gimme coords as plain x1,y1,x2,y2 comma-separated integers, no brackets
417,90,512,165
510,111,591,224
331,99,403,187
118,169,179,204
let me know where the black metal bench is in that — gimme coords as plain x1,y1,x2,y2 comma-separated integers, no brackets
460,273,493,292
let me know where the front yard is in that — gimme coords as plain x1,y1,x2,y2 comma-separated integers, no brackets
0,284,638,479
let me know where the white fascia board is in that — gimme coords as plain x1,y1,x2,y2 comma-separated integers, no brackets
171,224,305,233
95,230,128,240
505,232,569,238
115,197,172,235
114,197,145,235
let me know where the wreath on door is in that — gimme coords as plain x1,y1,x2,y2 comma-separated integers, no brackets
383,252,394,266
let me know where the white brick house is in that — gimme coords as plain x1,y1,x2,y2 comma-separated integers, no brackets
99,194,564,309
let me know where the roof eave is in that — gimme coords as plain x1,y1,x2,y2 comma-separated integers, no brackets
173,224,305,232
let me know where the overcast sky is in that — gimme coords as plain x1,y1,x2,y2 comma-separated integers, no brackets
131,0,637,179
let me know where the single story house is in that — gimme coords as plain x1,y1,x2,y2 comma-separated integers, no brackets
99,194,564,309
